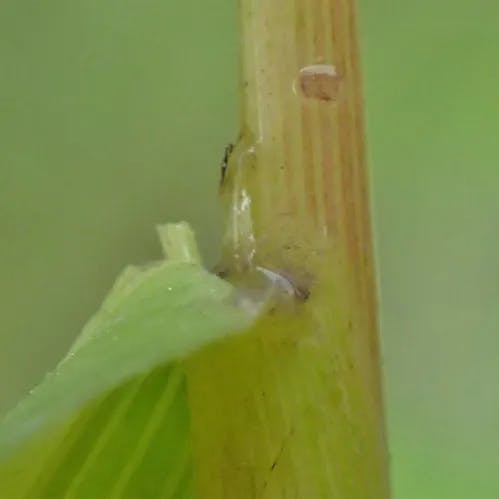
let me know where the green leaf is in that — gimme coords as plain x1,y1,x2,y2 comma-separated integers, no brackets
0,223,261,498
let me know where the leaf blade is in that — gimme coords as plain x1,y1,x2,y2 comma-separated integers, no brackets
0,223,263,498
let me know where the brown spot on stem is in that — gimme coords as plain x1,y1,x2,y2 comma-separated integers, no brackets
299,64,340,101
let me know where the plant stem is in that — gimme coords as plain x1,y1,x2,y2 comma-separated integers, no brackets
187,0,390,497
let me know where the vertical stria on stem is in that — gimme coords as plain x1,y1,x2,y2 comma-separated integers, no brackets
186,0,390,497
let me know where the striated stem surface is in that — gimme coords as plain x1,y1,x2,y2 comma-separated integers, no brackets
187,0,390,497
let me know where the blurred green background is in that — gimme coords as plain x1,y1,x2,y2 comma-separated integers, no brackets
1,1,498,497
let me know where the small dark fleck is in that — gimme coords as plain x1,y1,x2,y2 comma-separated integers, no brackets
295,285,310,302
260,480,268,496
214,265,229,279
220,143,234,186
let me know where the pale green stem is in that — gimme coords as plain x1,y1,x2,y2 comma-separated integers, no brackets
186,0,390,497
